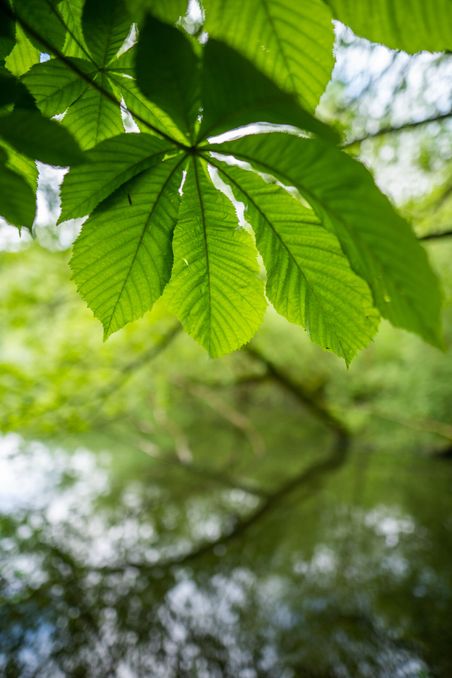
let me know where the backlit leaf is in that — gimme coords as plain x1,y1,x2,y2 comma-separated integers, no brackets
60,132,173,220
165,158,266,356
215,161,379,362
71,154,184,336
325,0,452,53
210,133,442,346
203,0,335,111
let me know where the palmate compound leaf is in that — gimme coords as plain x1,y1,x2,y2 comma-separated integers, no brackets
164,158,267,357
208,133,442,346
70,152,185,338
325,0,452,53
203,0,335,111
212,160,380,363
15,0,130,149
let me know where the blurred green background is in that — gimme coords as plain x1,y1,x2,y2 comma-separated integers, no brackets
1,26,452,678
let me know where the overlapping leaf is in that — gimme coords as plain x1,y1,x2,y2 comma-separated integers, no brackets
0,109,85,166
325,0,452,53
203,0,335,111
4,24,40,76
3,0,444,359
135,15,200,141
0,154,35,229
135,15,336,142
13,0,67,51
0,69,83,229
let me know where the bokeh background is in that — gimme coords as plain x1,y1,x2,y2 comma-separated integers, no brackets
1,20,452,678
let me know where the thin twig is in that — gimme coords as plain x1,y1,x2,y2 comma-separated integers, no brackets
244,345,348,436
419,229,452,242
343,111,452,148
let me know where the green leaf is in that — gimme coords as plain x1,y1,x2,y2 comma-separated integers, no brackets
210,133,442,346
197,39,338,143
0,109,85,165
325,0,452,53
60,132,173,220
71,154,184,337
13,0,67,51
23,57,96,116
135,15,200,141
0,138,38,190
215,161,379,362
126,0,187,23
59,0,89,59
165,158,266,357
0,158,35,229
0,69,36,110
203,0,335,111
61,75,124,149
82,0,132,67
0,14,15,60
109,73,187,144
5,24,40,76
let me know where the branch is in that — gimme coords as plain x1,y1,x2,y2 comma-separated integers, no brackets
178,379,266,456
419,229,452,242
94,323,182,404
98,430,350,574
136,437,270,498
244,344,348,436
343,111,452,148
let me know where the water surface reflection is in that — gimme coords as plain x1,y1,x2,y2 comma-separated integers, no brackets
1,432,451,676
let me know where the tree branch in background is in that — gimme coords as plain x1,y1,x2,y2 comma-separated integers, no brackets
136,437,270,498
99,430,350,574
419,229,452,242
343,110,452,148
176,379,267,456
91,349,351,574
86,323,182,414
245,344,348,436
